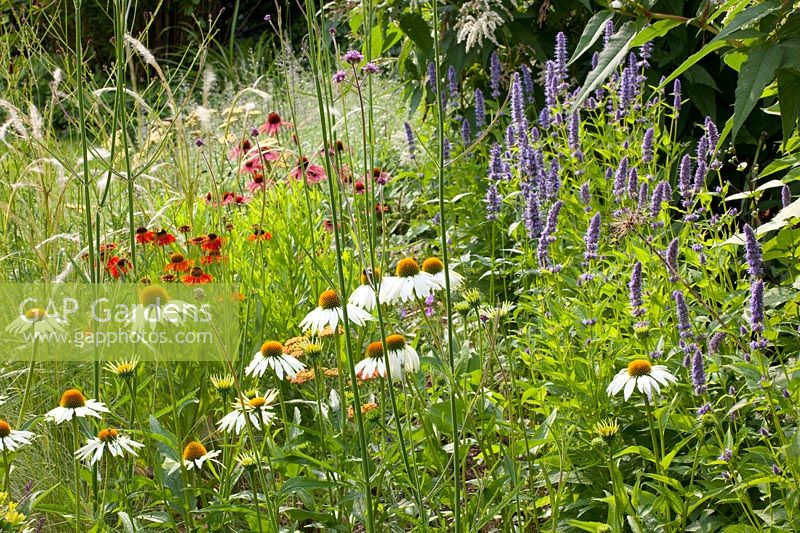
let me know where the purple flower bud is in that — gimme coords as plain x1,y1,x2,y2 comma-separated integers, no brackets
743,224,762,278
333,70,347,83
728,386,736,395
343,50,363,64
672,79,682,113
195,138,204,147
490,51,501,98
772,464,782,475
719,448,733,462
584,212,601,261
673,290,691,337
474,88,486,129
750,279,764,333
642,127,654,163
697,403,712,417
782,185,791,208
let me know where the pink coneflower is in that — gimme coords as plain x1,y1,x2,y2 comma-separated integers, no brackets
240,147,280,174
259,112,291,136
221,191,250,206
247,173,274,193
371,167,390,185
354,180,365,194
290,157,327,184
228,138,252,159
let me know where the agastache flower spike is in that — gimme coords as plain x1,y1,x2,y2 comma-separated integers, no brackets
650,181,666,217
579,182,591,206
404,122,415,160
520,64,534,102
782,185,791,208
750,279,764,333
522,184,542,239
743,224,762,278
709,331,726,354
672,290,692,338
642,127,654,163
603,20,614,47
638,181,649,210
666,237,679,281
461,119,471,145
672,79,682,114
427,62,436,90
490,51,501,98
474,88,486,129
613,157,629,200
485,184,502,221
537,200,563,269
627,167,639,198
510,73,526,135
584,212,601,261
678,154,693,202
691,344,707,394
629,261,644,316
447,65,459,100
568,112,580,153
554,32,568,90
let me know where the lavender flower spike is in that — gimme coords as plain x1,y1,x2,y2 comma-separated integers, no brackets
691,345,707,394
474,88,486,129
584,212,601,261
743,224,762,278
613,157,629,200
782,184,791,208
485,183,502,221
750,279,764,333
666,237,679,282
490,51,501,98
672,289,691,338
629,261,644,316
642,127,654,164
709,331,726,354
404,122,415,160
537,200,563,268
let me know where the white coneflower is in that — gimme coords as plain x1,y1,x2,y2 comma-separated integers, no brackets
104,359,138,379
385,334,420,374
607,359,677,401
45,389,109,424
0,420,34,452
246,341,306,380
124,33,157,67
349,268,380,311
5,307,64,335
128,285,195,333
355,341,402,381
217,390,278,435
422,257,464,291
75,428,144,466
164,441,221,475
379,258,440,303
300,289,374,336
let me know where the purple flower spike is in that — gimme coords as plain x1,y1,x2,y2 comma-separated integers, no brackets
691,345,707,394
743,224,762,278
642,127,654,163
750,279,764,333
474,88,486,129
666,237,679,281
490,51,501,98
584,212,601,261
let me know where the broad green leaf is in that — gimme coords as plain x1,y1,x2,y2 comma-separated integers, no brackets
569,11,614,66
778,69,800,143
567,520,613,532
398,12,433,58
573,19,647,110
711,0,781,44
733,44,781,140
630,19,683,47
660,40,727,87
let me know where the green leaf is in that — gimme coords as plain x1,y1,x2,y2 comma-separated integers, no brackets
567,520,613,532
733,44,782,140
569,11,614,66
398,12,433,58
630,19,683,48
711,0,781,44
573,19,647,110
778,69,800,143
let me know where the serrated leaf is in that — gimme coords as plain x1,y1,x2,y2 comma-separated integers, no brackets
569,11,614,66
733,44,781,140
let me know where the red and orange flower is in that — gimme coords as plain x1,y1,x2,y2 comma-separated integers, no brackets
154,230,176,246
181,267,213,284
165,252,193,273
106,256,131,279
135,227,155,244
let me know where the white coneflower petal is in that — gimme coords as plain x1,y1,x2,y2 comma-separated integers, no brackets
246,341,306,379
75,428,143,466
349,284,377,311
606,359,677,401
0,420,34,452
45,389,109,424
300,290,374,335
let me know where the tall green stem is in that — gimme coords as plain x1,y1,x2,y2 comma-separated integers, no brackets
430,3,462,531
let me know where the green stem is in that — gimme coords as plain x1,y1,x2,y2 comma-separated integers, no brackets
430,3,462,530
